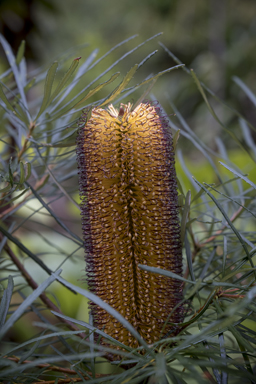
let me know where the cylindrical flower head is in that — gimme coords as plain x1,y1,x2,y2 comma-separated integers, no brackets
76,101,183,348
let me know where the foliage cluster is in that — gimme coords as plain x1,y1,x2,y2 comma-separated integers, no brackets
0,34,256,383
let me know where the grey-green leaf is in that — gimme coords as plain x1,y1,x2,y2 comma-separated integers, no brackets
50,57,81,102
0,276,14,327
36,61,58,119
16,40,26,65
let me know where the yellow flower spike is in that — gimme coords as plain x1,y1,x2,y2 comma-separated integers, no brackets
76,101,183,349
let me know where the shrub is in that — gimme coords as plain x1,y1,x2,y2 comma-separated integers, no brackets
0,34,256,384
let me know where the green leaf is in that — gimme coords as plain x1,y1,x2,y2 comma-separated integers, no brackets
173,129,180,152
191,187,204,203
132,78,157,110
25,162,31,181
0,223,54,276
0,276,13,327
50,57,81,102
0,35,30,123
2,351,105,377
184,233,196,281
26,181,83,244
219,161,256,190
0,188,29,207
135,64,185,88
139,264,197,285
181,289,217,326
24,77,36,93
19,162,25,184
0,270,62,340
222,236,227,278
180,190,191,243
8,159,13,188
16,40,26,65
190,69,256,163
0,184,11,193
51,273,153,355
193,178,255,272
50,72,120,121
0,83,16,113
206,182,256,220
158,42,190,74
75,71,120,107
100,64,138,106
233,76,256,107
176,176,185,196
36,61,58,119
50,33,163,120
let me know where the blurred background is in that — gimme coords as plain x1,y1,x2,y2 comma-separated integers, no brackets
0,0,256,117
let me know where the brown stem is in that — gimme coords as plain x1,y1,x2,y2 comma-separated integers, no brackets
32,378,83,384
6,357,81,374
17,121,36,162
4,356,108,384
0,173,49,220
220,294,246,299
6,357,107,378
200,206,243,247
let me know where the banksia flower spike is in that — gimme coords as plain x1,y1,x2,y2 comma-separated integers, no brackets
76,101,183,348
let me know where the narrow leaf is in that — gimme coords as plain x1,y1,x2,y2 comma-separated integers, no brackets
0,270,62,339
132,78,157,110
100,64,138,106
233,76,256,107
24,77,36,93
137,50,158,69
50,52,97,112
0,223,54,276
184,233,196,282
190,69,255,162
158,42,190,74
51,72,120,121
0,35,30,122
136,64,185,88
173,129,180,152
8,158,13,187
50,57,81,102
0,83,16,113
19,162,25,184
2,352,101,377
0,188,29,206
50,33,162,119
25,181,83,244
16,40,26,65
75,71,120,107
219,161,256,190
222,236,227,278
139,264,197,285
0,276,13,326
51,273,153,354
25,162,31,181
206,182,256,220
36,61,58,119
193,178,254,268
0,184,11,193
180,190,191,243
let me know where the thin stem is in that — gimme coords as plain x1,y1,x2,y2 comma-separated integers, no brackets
5,357,107,380
0,174,49,219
